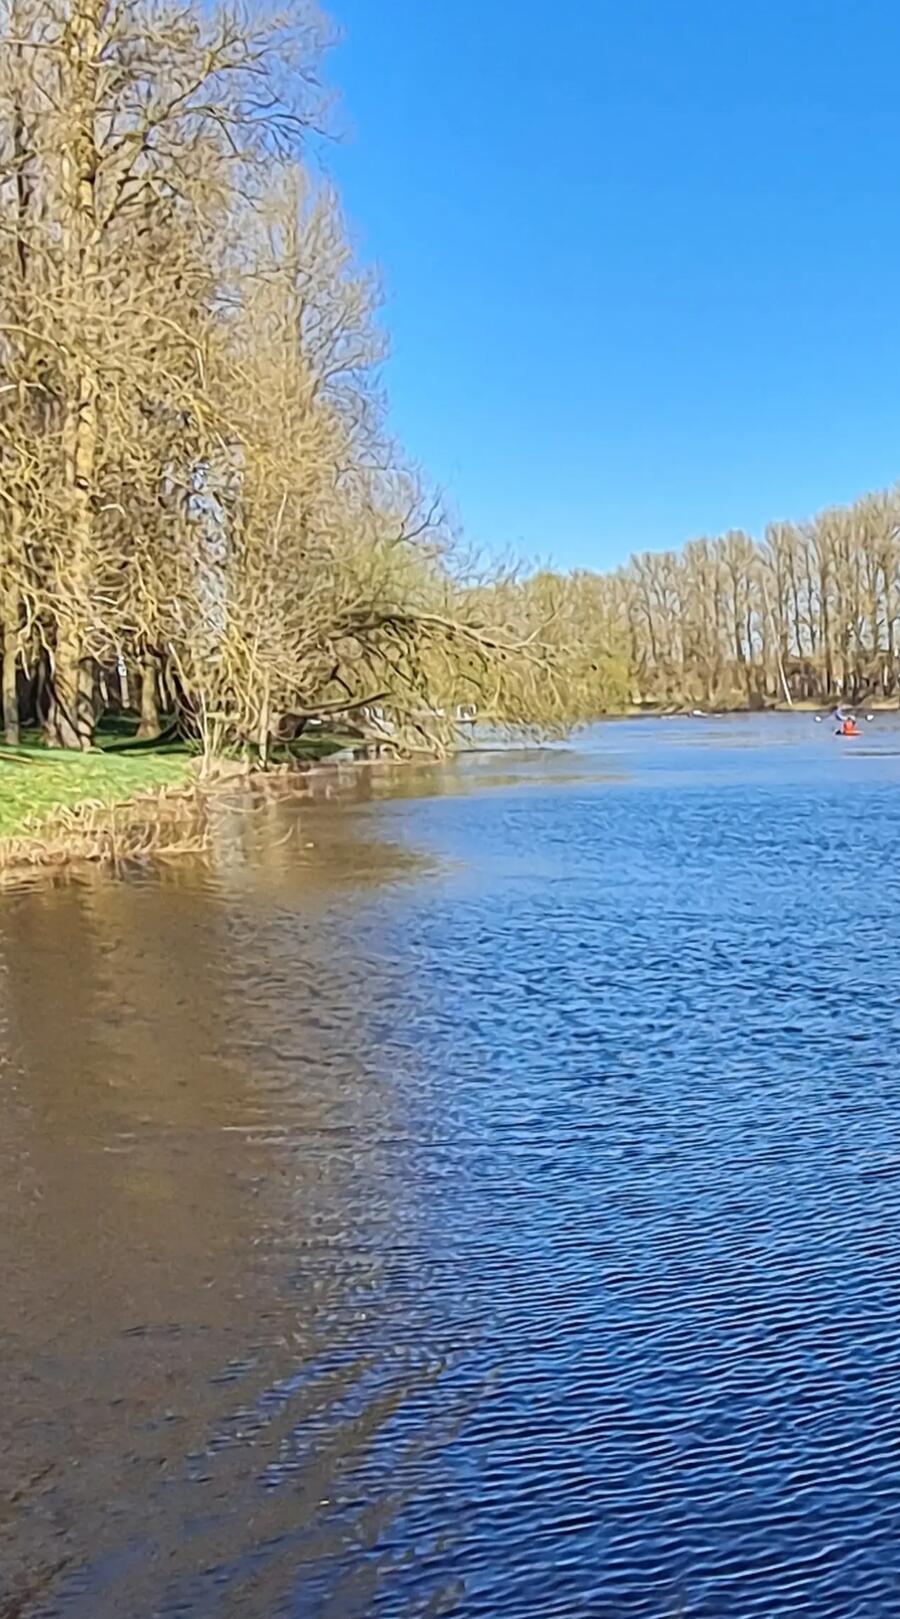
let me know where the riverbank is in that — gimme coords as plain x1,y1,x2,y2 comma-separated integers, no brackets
624,697,900,717
0,746,199,879
0,748,192,840
8,702,891,879
0,728,355,879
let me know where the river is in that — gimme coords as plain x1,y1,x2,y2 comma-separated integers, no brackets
4,714,900,1618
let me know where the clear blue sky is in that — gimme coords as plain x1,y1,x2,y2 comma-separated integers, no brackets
325,0,900,571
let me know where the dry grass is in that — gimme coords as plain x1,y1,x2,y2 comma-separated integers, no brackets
0,748,192,839
0,782,210,881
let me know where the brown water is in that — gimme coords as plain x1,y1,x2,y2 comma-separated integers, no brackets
7,717,900,1618
0,784,448,1619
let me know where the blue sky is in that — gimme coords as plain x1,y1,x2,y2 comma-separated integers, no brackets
325,0,900,571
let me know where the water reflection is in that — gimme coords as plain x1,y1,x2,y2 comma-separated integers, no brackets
0,830,482,1619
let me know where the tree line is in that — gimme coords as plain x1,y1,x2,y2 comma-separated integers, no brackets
0,0,624,760
2,0,891,756
480,484,900,718
598,490,900,709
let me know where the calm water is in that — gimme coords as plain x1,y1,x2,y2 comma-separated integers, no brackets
5,714,900,1618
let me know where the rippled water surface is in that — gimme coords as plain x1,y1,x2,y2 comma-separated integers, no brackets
6,714,900,1617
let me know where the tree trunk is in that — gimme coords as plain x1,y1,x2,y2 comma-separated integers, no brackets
258,672,271,768
45,631,94,749
53,0,102,750
136,650,161,739
2,600,19,745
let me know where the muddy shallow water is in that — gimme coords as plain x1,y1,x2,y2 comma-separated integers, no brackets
5,715,900,1617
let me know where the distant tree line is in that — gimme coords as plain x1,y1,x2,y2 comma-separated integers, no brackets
589,489,900,710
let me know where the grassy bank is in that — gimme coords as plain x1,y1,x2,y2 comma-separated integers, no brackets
0,747,192,840
0,724,352,851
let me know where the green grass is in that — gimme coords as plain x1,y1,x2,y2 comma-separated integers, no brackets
0,721,353,843
93,718,351,762
273,733,351,762
0,747,192,840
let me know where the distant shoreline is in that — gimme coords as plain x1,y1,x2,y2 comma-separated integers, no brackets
616,699,900,719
